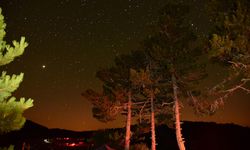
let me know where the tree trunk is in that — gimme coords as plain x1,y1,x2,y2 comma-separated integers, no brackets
125,90,132,150
172,74,186,150
150,90,156,150
22,142,25,150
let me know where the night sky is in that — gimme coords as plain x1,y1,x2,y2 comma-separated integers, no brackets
0,0,249,131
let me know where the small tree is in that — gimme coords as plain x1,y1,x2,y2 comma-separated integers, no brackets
0,8,33,134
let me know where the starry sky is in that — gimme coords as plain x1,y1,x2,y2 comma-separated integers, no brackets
0,0,249,131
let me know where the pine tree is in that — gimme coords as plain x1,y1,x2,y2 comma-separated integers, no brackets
83,50,173,150
83,50,149,150
0,8,33,134
83,82,135,150
207,0,250,100
142,3,208,150
130,67,160,150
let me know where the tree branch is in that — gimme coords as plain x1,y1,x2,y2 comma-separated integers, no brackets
162,101,174,106
139,101,150,123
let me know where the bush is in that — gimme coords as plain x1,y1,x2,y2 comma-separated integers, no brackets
0,145,14,150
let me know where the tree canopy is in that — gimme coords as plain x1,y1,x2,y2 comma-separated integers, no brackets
207,0,250,100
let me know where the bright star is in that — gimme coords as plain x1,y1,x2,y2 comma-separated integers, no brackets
42,65,46,69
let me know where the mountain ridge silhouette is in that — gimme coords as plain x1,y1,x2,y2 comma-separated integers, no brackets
0,120,249,150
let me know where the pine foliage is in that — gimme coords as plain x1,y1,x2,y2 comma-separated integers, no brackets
0,8,33,134
207,0,250,100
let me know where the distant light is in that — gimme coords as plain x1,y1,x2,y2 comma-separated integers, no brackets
68,143,76,147
64,137,70,140
42,65,46,69
44,139,50,143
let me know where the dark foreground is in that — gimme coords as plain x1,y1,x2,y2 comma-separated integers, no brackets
0,120,249,150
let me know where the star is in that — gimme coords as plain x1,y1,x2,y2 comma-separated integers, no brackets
42,65,46,69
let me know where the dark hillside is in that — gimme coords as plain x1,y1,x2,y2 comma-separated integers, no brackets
153,121,250,150
0,120,249,150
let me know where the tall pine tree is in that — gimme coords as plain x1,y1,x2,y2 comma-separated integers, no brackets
143,3,208,150
83,50,150,150
0,8,33,134
130,67,163,150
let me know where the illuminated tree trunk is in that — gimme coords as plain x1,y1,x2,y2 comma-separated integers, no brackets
22,142,25,150
125,90,132,150
172,74,186,150
150,90,156,150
